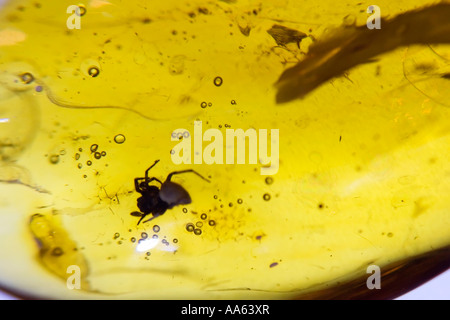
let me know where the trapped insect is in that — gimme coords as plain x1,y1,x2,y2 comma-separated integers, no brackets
130,160,210,225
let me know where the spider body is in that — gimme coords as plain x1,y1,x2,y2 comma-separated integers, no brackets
131,160,209,225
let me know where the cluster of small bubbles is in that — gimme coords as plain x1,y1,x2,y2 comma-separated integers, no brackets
213,76,223,87
161,239,169,246
141,232,148,239
20,72,34,84
263,193,271,201
113,232,120,240
265,177,274,185
200,213,207,220
224,124,231,128
49,154,60,164
88,66,100,77
114,134,126,144
153,225,160,233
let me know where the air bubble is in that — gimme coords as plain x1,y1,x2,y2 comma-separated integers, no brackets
94,152,101,159
200,101,207,108
152,234,158,239
265,177,273,185
173,238,178,243
113,232,120,240
153,225,160,233
231,100,237,105
19,72,34,84
49,154,60,164
130,237,136,243
114,134,126,144
88,66,100,77
200,213,207,220
186,223,195,232
182,208,188,213
196,221,203,228
90,144,98,152
75,153,80,160
213,76,223,87
77,163,82,169
237,198,243,204
263,193,271,201
86,160,92,166
141,232,148,239
101,151,106,157
208,220,216,226
77,4,87,16
51,247,64,256
194,228,202,235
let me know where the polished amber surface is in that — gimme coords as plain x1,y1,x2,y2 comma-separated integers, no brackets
0,0,449,299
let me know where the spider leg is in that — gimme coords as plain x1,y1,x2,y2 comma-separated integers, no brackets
165,169,210,183
142,214,158,224
137,213,148,225
145,160,160,180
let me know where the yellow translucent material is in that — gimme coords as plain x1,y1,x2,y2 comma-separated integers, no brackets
0,0,449,299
